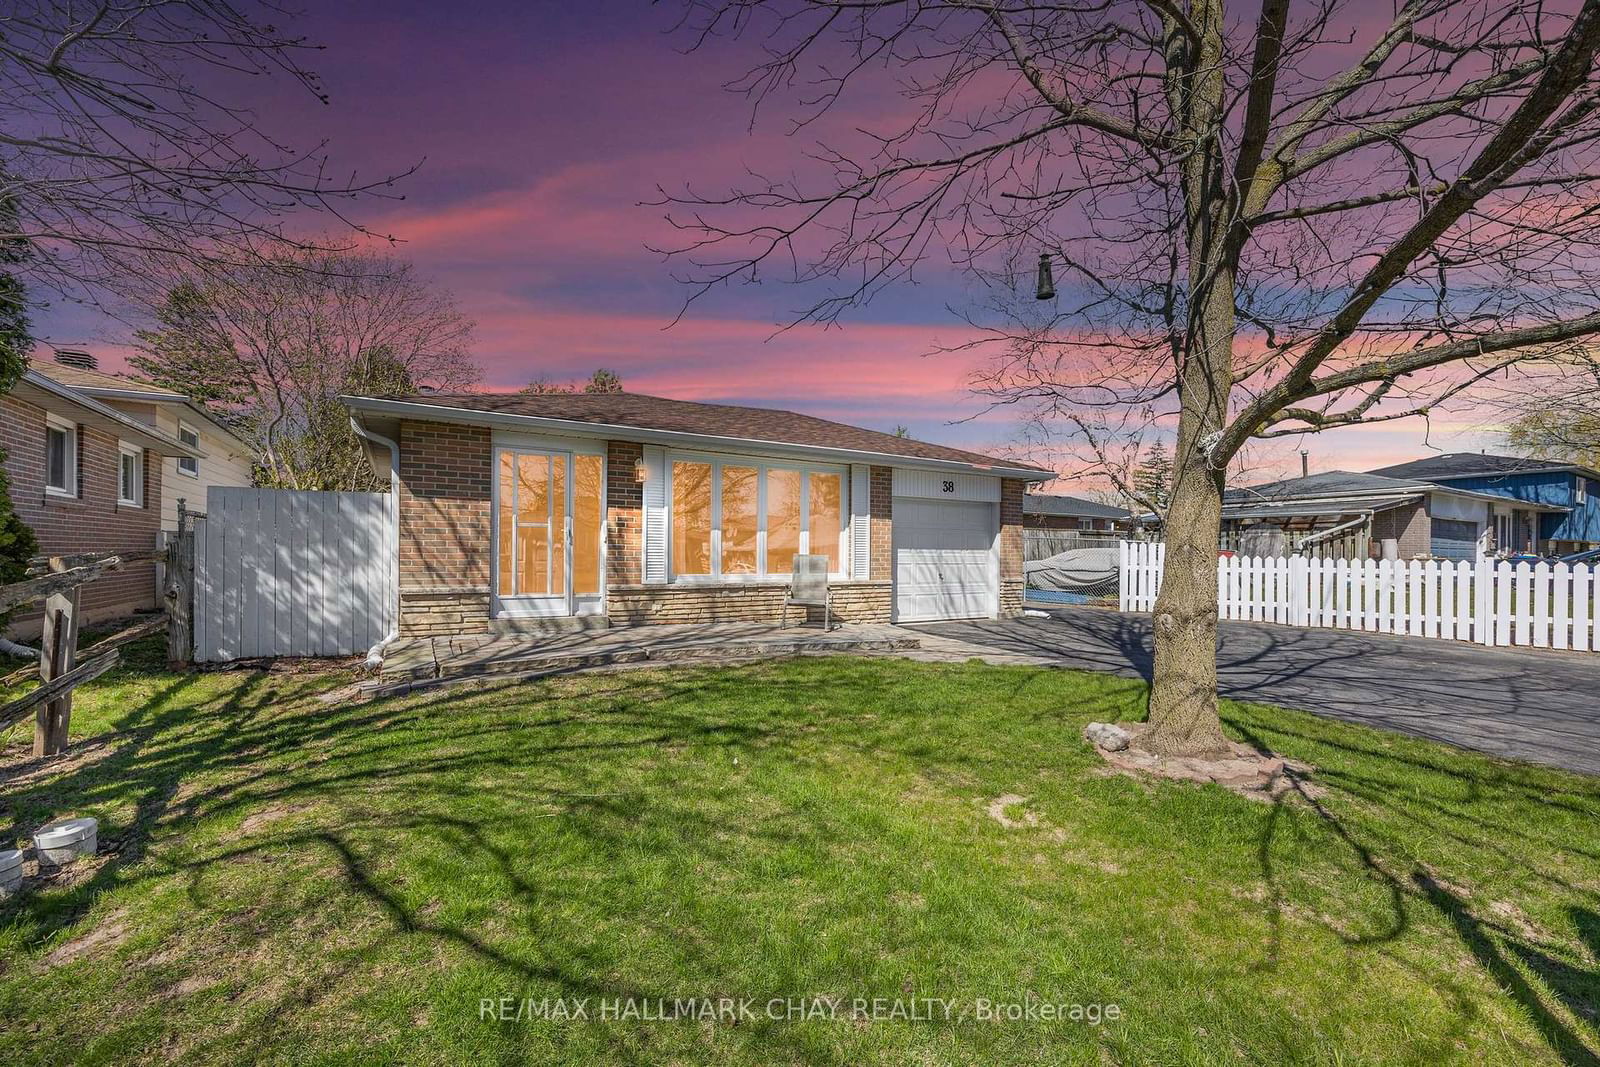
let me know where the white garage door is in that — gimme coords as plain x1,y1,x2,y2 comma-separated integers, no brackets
893,497,997,622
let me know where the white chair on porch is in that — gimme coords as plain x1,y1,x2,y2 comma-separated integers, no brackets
782,554,834,631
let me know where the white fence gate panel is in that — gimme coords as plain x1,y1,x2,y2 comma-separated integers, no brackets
195,487,395,663
1119,541,1600,652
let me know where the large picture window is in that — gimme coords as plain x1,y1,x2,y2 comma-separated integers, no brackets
671,460,713,576
721,465,759,574
667,454,847,580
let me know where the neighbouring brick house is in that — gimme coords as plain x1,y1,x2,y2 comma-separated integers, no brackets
2,362,207,634
342,391,1050,636
28,355,255,533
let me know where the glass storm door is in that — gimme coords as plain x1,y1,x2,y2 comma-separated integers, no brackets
495,449,604,616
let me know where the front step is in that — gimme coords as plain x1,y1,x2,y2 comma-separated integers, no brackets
487,616,612,636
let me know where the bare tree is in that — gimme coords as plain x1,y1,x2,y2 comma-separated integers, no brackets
131,249,478,490
663,0,1600,757
0,1,411,303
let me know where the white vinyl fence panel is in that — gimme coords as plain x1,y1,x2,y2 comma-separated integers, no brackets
194,487,395,662
1120,541,1600,652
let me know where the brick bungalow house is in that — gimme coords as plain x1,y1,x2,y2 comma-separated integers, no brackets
2,362,206,631
341,391,1051,635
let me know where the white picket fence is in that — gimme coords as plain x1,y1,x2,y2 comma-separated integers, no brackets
194,487,395,662
1120,541,1600,652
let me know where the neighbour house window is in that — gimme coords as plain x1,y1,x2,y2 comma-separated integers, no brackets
45,417,76,496
177,423,200,476
667,454,847,579
1578,476,1589,505
118,444,144,507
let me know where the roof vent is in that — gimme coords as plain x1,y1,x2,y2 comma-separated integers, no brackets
53,349,97,370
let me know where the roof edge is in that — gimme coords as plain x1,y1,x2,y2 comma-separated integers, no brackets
342,394,1054,481
18,370,204,458
1401,463,1600,483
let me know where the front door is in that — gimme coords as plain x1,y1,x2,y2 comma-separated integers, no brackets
494,449,605,617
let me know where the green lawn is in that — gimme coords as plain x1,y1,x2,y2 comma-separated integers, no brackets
1,639,1597,1065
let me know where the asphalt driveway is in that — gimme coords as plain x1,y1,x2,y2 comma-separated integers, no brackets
913,606,1600,776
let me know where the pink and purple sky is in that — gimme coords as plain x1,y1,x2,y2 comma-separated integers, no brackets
31,2,1502,489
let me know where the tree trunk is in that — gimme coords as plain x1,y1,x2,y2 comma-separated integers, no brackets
1143,460,1231,758
1141,0,1235,759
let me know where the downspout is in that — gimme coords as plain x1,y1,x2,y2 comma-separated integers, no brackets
350,416,402,671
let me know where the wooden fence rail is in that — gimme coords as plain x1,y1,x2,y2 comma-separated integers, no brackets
0,512,193,758
1120,541,1600,651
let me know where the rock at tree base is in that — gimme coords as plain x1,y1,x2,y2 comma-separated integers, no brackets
1083,722,1132,752
1089,722,1320,802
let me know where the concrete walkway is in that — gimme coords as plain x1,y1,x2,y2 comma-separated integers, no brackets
913,607,1600,776
380,622,922,689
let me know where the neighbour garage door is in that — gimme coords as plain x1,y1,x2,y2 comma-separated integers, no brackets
893,497,997,622
1430,518,1479,561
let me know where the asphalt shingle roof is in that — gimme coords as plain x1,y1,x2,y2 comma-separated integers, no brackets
1223,470,1423,503
351,390,1051,473
1370,452,1600,482
1023,494,1130,519
28,359,182,398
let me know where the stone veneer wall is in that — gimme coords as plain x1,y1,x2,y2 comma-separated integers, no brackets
397,419,493,636
608,581,892,625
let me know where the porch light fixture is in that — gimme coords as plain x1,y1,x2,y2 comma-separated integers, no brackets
634,457,648,483
1034,253,1056,301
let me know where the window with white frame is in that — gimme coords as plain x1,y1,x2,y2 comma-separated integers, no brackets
118,443,144,507
1577,475,1588,505
44,416,76,496
177,422,200,476
667,454,847,579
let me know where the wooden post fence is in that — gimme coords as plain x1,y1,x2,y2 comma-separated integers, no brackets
34,557,80,757
1,544,188,759
165,501,195,669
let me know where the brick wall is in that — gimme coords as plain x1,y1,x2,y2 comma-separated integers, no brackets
1371,500,1430,560
606,440,643,585
999,479,1025,581
609,581,891,625
397,419,492,634
868,465,893,581
1,394,162,634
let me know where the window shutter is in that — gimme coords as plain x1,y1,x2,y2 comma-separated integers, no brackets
850,464,870,580
643,446,667,584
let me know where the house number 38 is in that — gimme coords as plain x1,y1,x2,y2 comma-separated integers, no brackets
941,480,955,493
